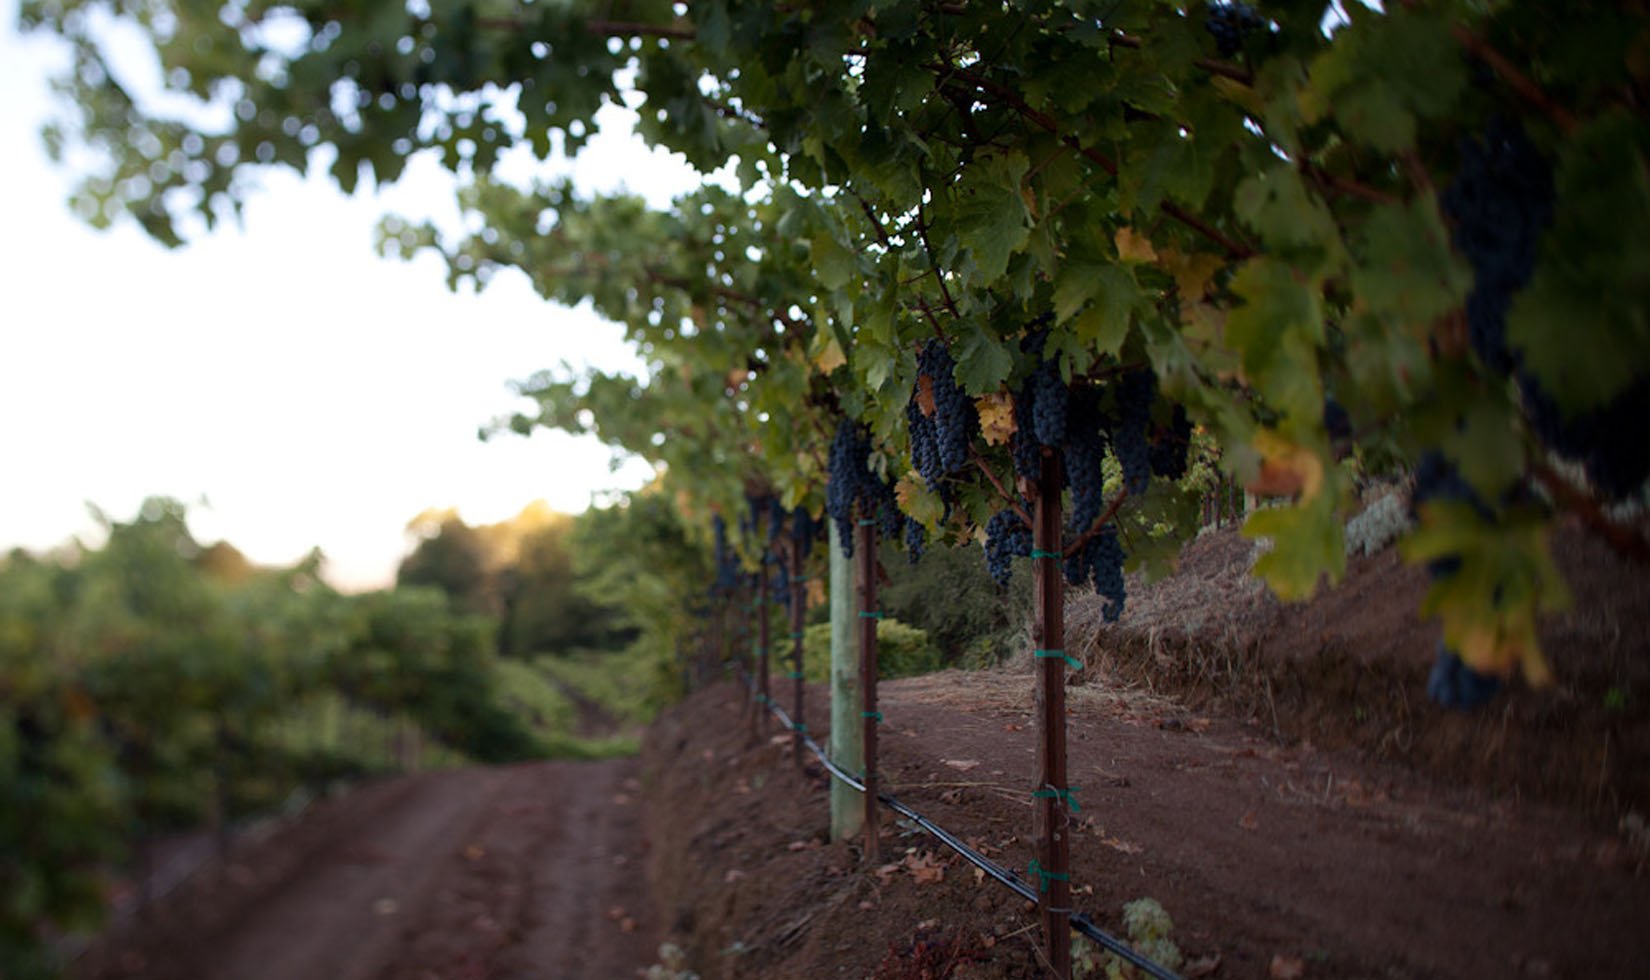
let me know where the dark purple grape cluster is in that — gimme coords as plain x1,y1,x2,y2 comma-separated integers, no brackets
1205,1,1263,57
1010,384,1043,483
903,516,927,564
907,398,946,494
827,417,901,557
1148,403,1194,480
1442,119,1649,499
1112,368,1156,495
919,339,978,474
766,496,785,545
1426,641,1502,710
1323,397,1352,445
1030,363,1068,448
789,506,818,562
1065,526,1126,622
1440,118,1554,376
1409,451,1506,707
983,508,1032,586
1064,385,1108,532
773,557,792,608
712,514,739,592
1521,379,1650,499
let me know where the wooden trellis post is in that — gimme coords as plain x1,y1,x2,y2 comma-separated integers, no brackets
1032,450,1073,979
856,518,880,865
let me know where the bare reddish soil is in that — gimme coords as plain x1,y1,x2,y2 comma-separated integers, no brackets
74,761,657,980
642,674,1649,980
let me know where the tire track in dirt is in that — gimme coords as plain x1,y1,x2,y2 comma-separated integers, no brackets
78,761,657,980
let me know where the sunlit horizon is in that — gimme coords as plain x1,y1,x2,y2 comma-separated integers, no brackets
1,0,697,592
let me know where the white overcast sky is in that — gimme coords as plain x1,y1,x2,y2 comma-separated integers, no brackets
0,0,699,590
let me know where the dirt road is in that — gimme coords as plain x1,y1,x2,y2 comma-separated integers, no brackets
79,761,657,980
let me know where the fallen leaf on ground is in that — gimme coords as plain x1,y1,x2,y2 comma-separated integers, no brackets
612,793,632,806
1002,723,1022,732
373,898,398,916
723,869,745,884
943,759,981,771
461,844,485,861
1240,810,1260,831
875,863,902,885
607,906,627,921
905,851,945,885
1269,953,1305,978
619,917,637,933
1184,954,1222,977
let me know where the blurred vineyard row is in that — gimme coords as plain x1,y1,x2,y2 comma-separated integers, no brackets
0,498,644,978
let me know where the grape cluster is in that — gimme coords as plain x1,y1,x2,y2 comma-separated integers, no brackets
1440,120,1649,499
1409,451,1504,707
1030,362,1068,448
1323,397,1353,445
903,516,927,565
773,557,792,608
765,496,784,545
827,417,901,557
1426,640,1502,710
1147,403,1194,481
983,508,1032,586
1440,118,1554,376
789,506,818,562
1065,526,1126,622
712,514,739,592
919,340,978,474
1204,1,1263,57
907,398,946,493
1010,384,1043,483
1112,368,1156,496
1064,385,1109,532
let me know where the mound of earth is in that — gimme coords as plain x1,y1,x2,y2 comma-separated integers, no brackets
1063,523,1650,813
641,675,1649,979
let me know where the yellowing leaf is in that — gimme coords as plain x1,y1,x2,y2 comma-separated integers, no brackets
1115,226,1158,264
1159,247,1226,302
916,373,937,416
976,391,1016,445
895,473,944,526
813,335,846,373
1247,429,1325,501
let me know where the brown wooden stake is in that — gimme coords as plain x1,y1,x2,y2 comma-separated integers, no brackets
856,518,880,865
790,544,807,769
1033,449,1072,979
758,555,772,734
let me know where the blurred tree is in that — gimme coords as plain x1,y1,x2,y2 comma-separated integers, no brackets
396,514,493,616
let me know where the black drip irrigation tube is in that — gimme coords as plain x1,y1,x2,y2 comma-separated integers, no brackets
750,687,1182,980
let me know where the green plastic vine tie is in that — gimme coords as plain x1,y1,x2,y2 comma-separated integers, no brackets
862,711,882,722
858,610,885,619
857,519,876,526
1030,549,1062,560
1035,648,1081,670
786,670,805,680
1033,784,1082,813
790,631,805,640
1026,858,1069,894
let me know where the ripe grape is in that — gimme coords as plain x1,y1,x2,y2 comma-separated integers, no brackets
907,397,946,493
1440,118,1554,376
983,508,1032,587
1065,385,1108,532
918,340,978,474
1148,403,1194,481
903,516,927,564
1426,640,1502,710
1205,1,1263,57
1112,369,1156,496
1068,525,1126,621
1030,363,1068,448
